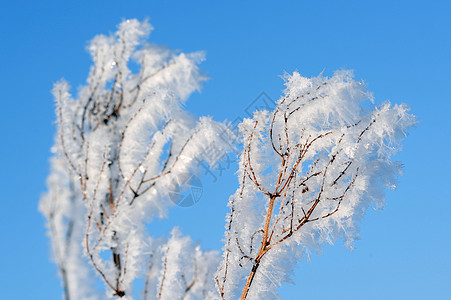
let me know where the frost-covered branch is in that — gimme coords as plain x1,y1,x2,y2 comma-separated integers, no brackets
216,70,416,299
42,19,231,299
40,151,101,300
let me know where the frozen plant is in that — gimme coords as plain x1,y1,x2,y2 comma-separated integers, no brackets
41,18,416,300
215,71,416,299
40,19,231,299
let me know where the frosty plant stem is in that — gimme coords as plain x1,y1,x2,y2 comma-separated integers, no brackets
41,19,230,299
217,71,415,299
239,120,338,299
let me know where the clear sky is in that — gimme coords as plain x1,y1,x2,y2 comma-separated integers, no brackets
1,1,450,299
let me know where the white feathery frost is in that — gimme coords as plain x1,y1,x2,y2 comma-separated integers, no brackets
215,70,415,299
41,19,231,299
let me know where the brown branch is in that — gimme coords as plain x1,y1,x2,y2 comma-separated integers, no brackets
57,90,81,179
308,171,358,222
217,154,248,297
215,276,225,300
245,121,271,196
235,236,255,264
118,243,130,289
158,245,170,300
143,255,153,300
47,193,71,300
84,159,125,297
239,193,278,299
277,131,333,194
269,96,287,157
182,258,198,299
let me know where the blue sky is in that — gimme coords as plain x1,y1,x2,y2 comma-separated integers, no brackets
1,1,450,299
